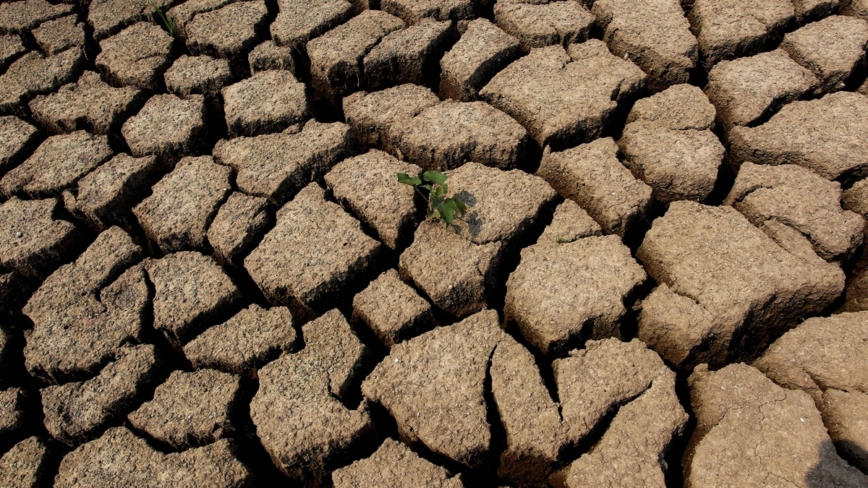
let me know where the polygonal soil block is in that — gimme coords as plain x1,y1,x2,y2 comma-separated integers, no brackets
88,0,172,40
705,49,818,129
342,84,440,150
212,119,357,205
0,388,27,440
186,1,268,59
55,427,252,487
207,192,272,266
32,15,84,55
164,55,233,98
842,0,868,19
145,251,242,345
222,70,311,137
480,41,646,147
725,162,864,261
535,199,602,245
781,15,868,92
325,150,421,249
248,40,296,74
128,369,243,450
399,220,503,318
0,197,79,282
183,304,297,375
307,10,406,102
363,18,453,90
362,310,505,468
0,34,26,72
506,234,646,354
165,0,235,39
588,0,697,89
0,437,55,488
133,156,233,253
618,84,725,203
41,344,167,446
29,71,145,135
22,227,145,382
688,0,795,65
389,100,531,170
728,92,868,181
0,116,38,174
493,1,594,51
122,94,207,158
0,131,113,199
250,309,373,481
0,0,72,35
382,0,477,24
270,0,352,49
352,269,434,346
0,49,84,114
439,19,520,101
95,22,173,91
842,254,868,312
245,184,383,313
636,201,844,367
685,363,868,487
538,137,652,237
843,178,868,228
332,439,463,487
63,153,162,232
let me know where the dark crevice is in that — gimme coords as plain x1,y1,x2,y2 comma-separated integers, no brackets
664,370,697,488
500,319,561,405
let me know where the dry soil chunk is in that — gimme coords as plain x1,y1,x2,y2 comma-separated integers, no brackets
0,437,54,488
0,198,78,281
729,92,868,181
688,0,795,65
22,228,146,381
250,309,372,480
245,184,382,311
342,84,440,149
821,388,868,472
0,0,72,35
88,0,172,40
63,153,161,231
493,1,594,51
270,0,352,49
480,41,646,147
382,0,476,24
843,0,868,19
213,120,356,204
0,116,38,175
55,427,252,488
390,100,530,170
536,199,602,245
0,49,83,113
843,177,868,242
133,156,233,253
0,388,27,438
186,1,269,58
248,40,296,74
618,85,724,202
781,15,868,92
164,55,233,98
0,131,113,199
324,150,421,249
725,162,864,261
333,438,462,488
352,269,434,346
207,192,271,266
41,344,165,446
636,201,844,367
538,137,651,237
223,70,310,137
0,35,26,71
446,162,557,244
145,251,241,345
183,304,296,375
31,15,83,55
842,255,868,312
96,22,173,91
439,19,520,101
363,19,453,90
506,235,645,353
128,369,242,450
122,94,207,158
363,310,505,467
589,0,697,89
399,220,503,317
29,71,143,135
686,363,868,487
307,10,405,102
705,49,818,128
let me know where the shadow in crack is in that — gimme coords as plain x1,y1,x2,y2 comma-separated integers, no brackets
806,439,868,487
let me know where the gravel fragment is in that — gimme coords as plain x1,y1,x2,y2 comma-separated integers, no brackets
206,192,272,266
122,94,207,158
222,70,311,137
96,22,174,91
352,269,434,346
164,55,233,98
439,19,520,101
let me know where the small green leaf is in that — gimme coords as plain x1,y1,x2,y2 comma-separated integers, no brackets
422,170,447,185
420,184,432,191
454,198,467,216
433,185,446,198
397,173,421,186
439,199,458,225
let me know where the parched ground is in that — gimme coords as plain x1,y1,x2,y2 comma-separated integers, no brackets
2,0,868,486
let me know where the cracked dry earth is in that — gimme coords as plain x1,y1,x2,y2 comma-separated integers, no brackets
3,0,868,487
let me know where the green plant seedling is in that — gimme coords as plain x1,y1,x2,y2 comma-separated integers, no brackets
397,170,467,227
148,0,176,37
